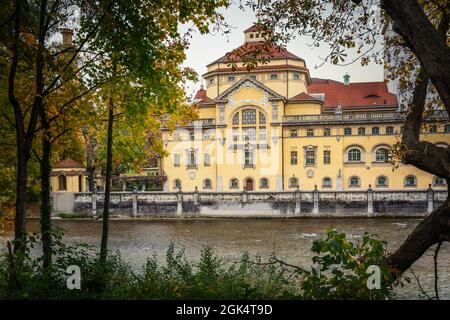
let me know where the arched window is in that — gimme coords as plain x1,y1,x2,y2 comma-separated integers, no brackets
289,177,299,188
307,128,314,137
404,175,417,187
433,176,445,186
349,176,360,187
376,176,388,187
372,127,380,135
174,179,182,190
230,178,239,189
259,178,269,189
347,148,362,162
58,175,67,191
203,179,212,189
259,112,266,124
322,177,332,188
375,147,390,162
289,129,298,137
445,124,450,133
232,113,239,125
344,127,352,135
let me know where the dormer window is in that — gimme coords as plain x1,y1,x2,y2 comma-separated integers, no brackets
269,74,278,80
227,76,236,82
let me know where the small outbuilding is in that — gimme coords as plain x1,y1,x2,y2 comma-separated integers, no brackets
51,158,86,192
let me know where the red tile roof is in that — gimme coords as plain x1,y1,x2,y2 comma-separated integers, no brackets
308,78,397,110
208,42,304,66
244,24,261,33
203,64,309,77
193,89,213,105
289,92,322,103
54,158,85,169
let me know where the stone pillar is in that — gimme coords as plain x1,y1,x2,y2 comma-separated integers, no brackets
216,176,223,192
242,189,247,204
313,185,319,214
194,186,199,206
176,188,183,216
122,180,126,191
132,189,138,218
295,187,301,214
276,175,283,191
92,192,97,219
427,184,434,213
141,184,146,192
367,185,373,214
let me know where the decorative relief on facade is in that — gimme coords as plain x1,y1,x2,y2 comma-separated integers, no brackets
271,102,278,121
188,170,196,180
219,104,225,124
307,169,314,178
228,81,269,108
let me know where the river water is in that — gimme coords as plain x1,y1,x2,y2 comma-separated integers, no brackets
7,218,450,299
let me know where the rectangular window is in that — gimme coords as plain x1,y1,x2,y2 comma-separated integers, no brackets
227,76,236,82
358,127,365,135
306,150,316,166
324,128,331,136
232,128,239,142
386,126,394,134
372,127,380,135
307,129,314,137
243,127,256,141
250,75,257,80
204,153,210,166
259,127,267,141
344,128,352,135
290,151,297,165
187,150,196,167
269,74,278,80
242,109,256,124
174,154,180,167
429,125,437,133
323,150,331,164
244,149,254,166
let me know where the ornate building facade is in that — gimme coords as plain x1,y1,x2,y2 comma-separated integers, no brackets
162,26,449,192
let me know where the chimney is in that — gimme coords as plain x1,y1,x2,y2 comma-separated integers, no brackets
60,28,73,46
343,73,350,86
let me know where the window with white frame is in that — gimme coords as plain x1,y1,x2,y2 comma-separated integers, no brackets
375,147,389,162
289,177,299,188
173,153,180,167
174,179,182,190
259,127,267,141
232,113,239,125
433,176,445,186
305,149,316,166
230,178,239,189
404,175,417,187
187,149,196,167
372,127,380,135
203,179,212,189
259,178,269,189
358,127,366,135
259,112,266,124
386,126,394,134
243,127,256,141
347,148,362,162
349,176,360,187
204,153,211,166
376,176,388,187
322,177,332,188
244,146,254,166
290,151,297,165
323,150,331,164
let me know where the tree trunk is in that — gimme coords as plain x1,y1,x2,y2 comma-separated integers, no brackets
14,149,28,252
40,116,52,270
99,97,114,265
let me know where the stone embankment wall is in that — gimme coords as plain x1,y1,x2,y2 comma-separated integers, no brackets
51,187,448,218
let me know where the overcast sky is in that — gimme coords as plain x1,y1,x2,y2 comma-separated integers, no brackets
182,3,386,97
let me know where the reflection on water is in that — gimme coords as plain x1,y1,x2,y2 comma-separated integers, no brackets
8,218,450,299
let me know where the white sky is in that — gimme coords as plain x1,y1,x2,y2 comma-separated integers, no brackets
182,3,386,98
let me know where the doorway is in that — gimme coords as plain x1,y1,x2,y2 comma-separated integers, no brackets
245,178,254,191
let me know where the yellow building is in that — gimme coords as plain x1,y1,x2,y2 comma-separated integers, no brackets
51,158,87,192
162,25,450,192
